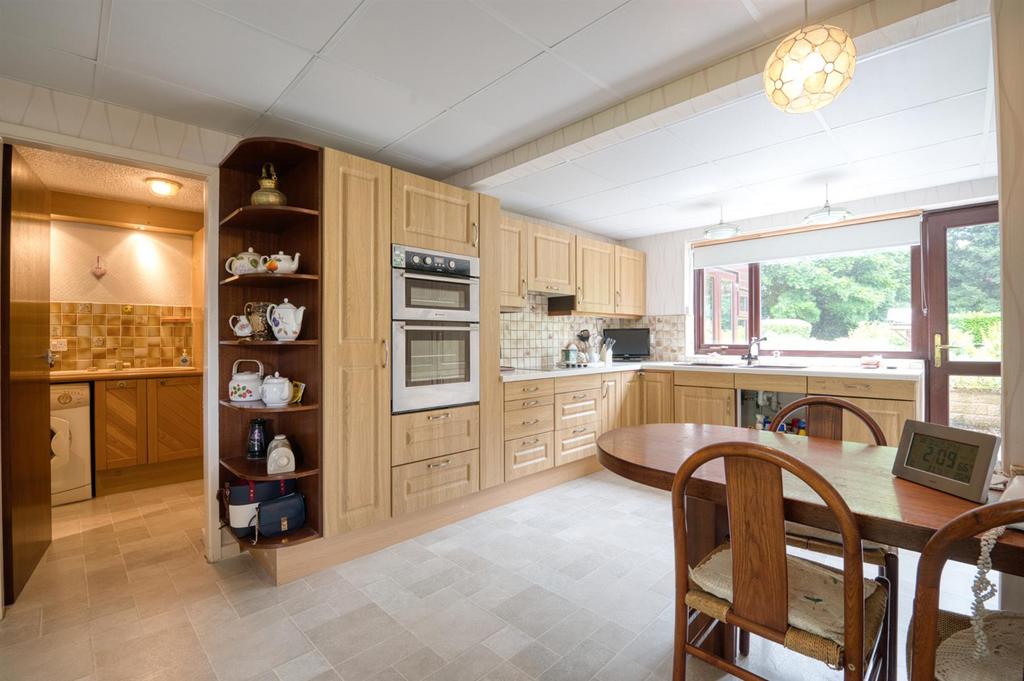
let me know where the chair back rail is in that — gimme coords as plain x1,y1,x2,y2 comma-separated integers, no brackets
910,498,1024,681
769,396,887,446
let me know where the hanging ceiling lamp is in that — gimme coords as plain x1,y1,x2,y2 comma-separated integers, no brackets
764,0,856,114
704,207,740,240
804,184,852,224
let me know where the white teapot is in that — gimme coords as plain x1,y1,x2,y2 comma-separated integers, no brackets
261,372,292,407
228,359,263,402
260,251,300,274
224,247,265,275
266,298,305,341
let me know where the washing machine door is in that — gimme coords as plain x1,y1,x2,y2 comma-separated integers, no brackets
50,415,72,494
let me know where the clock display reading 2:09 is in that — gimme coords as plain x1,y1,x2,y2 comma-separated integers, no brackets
904,433,978,484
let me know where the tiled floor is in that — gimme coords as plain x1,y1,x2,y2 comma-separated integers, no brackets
0,472,977,681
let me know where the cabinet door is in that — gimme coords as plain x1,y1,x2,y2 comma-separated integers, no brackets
504,432,554,481
673,386,736,426
95,379,147,469
614,246,646,316
392,449,479,517
392,405,479,467
392,169,479,257
146,377,202,462
641,371,673,424
554,388,600,429
621,371,645,427
836,396,916,446
499,215,528,309
555,423,599,466
528,222,575,295
575,236,615,315
599,376,618,435
323,149,392,535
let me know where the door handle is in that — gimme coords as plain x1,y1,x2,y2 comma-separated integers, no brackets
933,333,961,368
427,412,451,421
427,459,452,469
523,386,539,393
577,286,582,303
472,221,479,247
520,278,526,298
522,419,539,425
572,393,586,399
381,339,389,369
522,400,538,407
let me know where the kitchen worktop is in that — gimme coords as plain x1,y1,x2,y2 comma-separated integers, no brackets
50,367,203,383
501,360,924,382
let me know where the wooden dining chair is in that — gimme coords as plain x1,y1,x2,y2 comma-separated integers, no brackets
764,394,899,681
672,441,892,681
909,498,1024,681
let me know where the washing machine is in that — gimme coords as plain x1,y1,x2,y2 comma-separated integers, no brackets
50,383,92,506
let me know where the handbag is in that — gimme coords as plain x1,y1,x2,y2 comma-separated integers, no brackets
221,479,295,537
254,492,305,543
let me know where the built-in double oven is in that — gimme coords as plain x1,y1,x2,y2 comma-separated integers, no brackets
391,244,480,414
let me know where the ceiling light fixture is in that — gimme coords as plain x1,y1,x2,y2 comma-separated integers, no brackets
704,208,740,240
804,184,852,224
145,177,182,197
764,0,856,114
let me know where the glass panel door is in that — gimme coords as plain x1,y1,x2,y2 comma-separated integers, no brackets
405,327,470,387
404,275,471,311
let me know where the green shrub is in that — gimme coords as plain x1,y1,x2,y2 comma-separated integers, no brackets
762,318,811,339
950,312,1001,347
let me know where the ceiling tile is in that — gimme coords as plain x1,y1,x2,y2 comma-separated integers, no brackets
711,132,847,190
384,110,510,169
272,58,446,149
850,135,986,183
540,183,662,223
248,115,380,158
0,34,95,96
0,0,103,59
492,162,615,205
324,0,540,107
485,185,550,214
744,0,866,40
582,203,692,235
196,0,361,51
553,0,762,96
94,66,262,135
373,148,455,179
625,163,728,204
572,129,699,185
477,0,626,47
106,1,312,111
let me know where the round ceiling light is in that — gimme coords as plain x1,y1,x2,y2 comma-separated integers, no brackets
145,177,182,197
764,23,856,114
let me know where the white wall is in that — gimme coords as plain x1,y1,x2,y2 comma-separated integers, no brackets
50,220,193,306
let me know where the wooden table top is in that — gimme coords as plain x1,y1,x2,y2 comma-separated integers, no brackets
597,423,1024,574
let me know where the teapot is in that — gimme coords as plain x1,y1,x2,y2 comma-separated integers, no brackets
261,372,292,407
260,251,301,274
266,298,305,341
250,162,287,206
225,247,265,276
228,314,253,338
229,359,263,402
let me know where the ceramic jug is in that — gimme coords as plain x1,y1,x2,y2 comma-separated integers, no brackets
224,247,264,275
266,298,305,341
260,251,301,274
229,359,263,402
228,314,253,338
261,372,292,407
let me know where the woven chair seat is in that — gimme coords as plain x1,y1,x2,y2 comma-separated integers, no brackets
908,609,1024,681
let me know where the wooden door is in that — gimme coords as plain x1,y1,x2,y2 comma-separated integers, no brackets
614,246,645,316
146,377,202,462
499,215,527,309
1,145,51,604
673,386,736,427
323,149,392,535
392,169,479,257
527,223,574,295
95,379,147,469
621,371,645,427
840,396,916,446
641,371,673,424
575,237,615,314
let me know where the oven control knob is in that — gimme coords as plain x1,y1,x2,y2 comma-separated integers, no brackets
412,255,421,264
448,260,455,268
424,257,433,265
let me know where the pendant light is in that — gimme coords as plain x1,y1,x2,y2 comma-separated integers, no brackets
704,207,740,240
764,0,856,114
804,184,852,224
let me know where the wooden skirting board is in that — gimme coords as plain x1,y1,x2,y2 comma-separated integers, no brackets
250,455,602,585
95,456,202,496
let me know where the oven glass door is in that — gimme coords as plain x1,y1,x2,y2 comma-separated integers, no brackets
393,270,479,321
393,322,479,413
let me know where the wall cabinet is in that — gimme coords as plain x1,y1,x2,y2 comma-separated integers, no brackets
614,246,646,316
640,371,673,424
673,386,736,426
392,169,479,257
499,215,528,309
528,222,575,295
575,236,615,315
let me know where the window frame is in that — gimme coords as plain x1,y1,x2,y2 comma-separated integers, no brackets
693,246,926,358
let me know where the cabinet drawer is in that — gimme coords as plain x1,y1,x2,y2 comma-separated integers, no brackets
673,371,735,389
555,423,599,466
392,404,479,466
392,449,479,517
504,404,555,440
734,373,807,394
504,393,554,412
504,432,554,481
808,376,917,401
554,373,601,394
504,379,554,400
554,388,600,429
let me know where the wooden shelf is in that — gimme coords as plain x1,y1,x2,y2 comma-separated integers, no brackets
220,339,319,346
230,526,320,550
219,273,319,287
220,205,319,232
219,400,319,413
219,456,319,481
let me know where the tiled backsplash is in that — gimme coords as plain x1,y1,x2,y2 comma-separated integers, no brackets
50,302,194,371
500,294,686,369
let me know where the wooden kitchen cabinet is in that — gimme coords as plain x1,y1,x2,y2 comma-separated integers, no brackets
554,388,600,430
641,370,673,424
614,246,646,316
673,385,736,427
835,396,916,446
95,379,148,469
599,371,637,434
528,222,575,295
391,405,479,467
554,423,599,466
621,371,645,427
504,432,554,481
392,169,479,257
391,449,480,517
575,236,615,315
146,376,202,463
499,214,528,309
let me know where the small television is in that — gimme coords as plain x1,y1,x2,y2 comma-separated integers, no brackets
603,328,650,361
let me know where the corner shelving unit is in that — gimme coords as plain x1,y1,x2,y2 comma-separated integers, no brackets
218,138,322,549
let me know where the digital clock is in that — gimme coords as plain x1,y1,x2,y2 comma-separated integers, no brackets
892,420,1000,503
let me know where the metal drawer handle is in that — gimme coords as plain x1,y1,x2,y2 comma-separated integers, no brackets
546,285,559,291
521,438,539,446
520,278,526,297
382,339,389,369
523,400,538,407
522,418,539,425
427,412,451,421
427,459,453,469
523,386,539,393
572,392,586,399
572,426,587,433
117,381,128,388
472,221,479,247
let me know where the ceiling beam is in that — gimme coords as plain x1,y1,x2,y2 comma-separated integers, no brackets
50,191,203,235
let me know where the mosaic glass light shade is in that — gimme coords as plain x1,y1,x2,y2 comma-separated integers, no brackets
764,24,856,113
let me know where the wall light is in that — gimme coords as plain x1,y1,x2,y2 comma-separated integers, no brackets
146,177,182,197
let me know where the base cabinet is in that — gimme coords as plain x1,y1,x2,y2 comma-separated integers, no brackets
555,423,599,466
504,432,554,481
640,371,673,424
392,449,480,517
831,395,916,446
95,379,148,469
673,386,736,426
147,377,203,463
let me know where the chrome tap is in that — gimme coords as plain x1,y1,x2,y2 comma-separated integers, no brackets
741,336,767,365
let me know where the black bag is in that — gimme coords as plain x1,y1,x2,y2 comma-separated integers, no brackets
255,492,305,542
222,480,295,537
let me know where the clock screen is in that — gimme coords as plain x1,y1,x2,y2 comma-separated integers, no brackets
904,433,979,484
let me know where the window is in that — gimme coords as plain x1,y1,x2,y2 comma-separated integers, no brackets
695,245,922,356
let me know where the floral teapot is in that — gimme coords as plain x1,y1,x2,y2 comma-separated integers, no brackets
228,359,263,402
260,251,300,274
266,298,305,341
224,247,265,275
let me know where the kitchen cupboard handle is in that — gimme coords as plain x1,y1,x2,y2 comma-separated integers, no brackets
572,426,586,433
577,286,582,302
427,459,453,469
472,222,479,247
523,386,539,393
615,291,621,303
521,438,539,446
427,412,451,421
602,382,608,397
116,381,128,388
381,340,389,368
523,400,538,407
522,419,539,425
572,392,586,399
519,278,526,297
